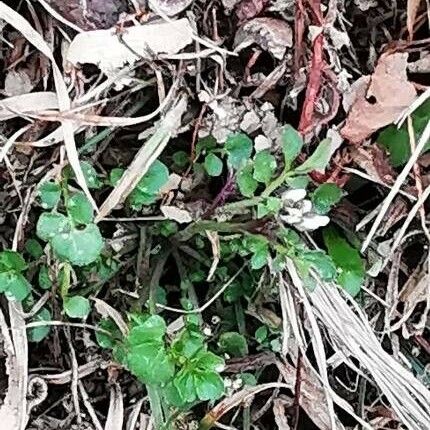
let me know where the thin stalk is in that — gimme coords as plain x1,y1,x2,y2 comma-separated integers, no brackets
147,384,166,430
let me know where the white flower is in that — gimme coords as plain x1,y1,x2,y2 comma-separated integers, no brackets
281,188,307,204
280,188,330,231
296,214,330,231
203,326,212,336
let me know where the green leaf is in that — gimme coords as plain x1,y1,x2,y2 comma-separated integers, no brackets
311,183,343,215
128,315,167,345
255,326,268,343
96,318,122,349
64,295,91,318
25,239,44,259
294,139,332,174
80,161,102,189
378,99,430,166
38,181,61,209
172,150,189,168
0,250,27,272
300,251,337,281
196,135,217,157
237,164,258,197
204,153,223,176
51,224,103,266
280,125,303,169
195,372,225,401
285,175,309,189
253,150,276,184
38,266,52,290
172,330,205,359
109,168,125,186
127,343,174,385
0,272,31,301
128,160,169,209
194,350,225,372
36,212,71,242
245,235,269,270
219,332,248,357
323,227,365,297
257,197,282,218
170,370,197,404
67,193,94,224
28,308,51,342
225,133,253,169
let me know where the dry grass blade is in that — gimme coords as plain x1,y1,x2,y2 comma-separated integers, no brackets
309,275,430,428
0,202,32,430
105,383,124,430
0,1,97,211
0,91,58,121
361,120,430,252
92,298,128,336
0,125,31,163
407,0,423,40
95,94,187,221
285,259,336,429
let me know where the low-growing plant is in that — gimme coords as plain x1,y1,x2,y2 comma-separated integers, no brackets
97,313,225,428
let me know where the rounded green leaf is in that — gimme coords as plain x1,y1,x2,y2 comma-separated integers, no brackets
67,192,94,224
64,295,91,318
80,161,102,189
312,183,343,215
127,344,174,384
253,150,276,184
0,250,27,272
51,224,103,266
128,314,167,345
109,168,125,186
25,239,44,259
204,153,223,177
237,164,258,197
28,308,51,342
172,150,189,168
38,181,61,209
195,372,224,401
219,332,248,357
225,133,253,169
0,272,31,301
36,212,71,242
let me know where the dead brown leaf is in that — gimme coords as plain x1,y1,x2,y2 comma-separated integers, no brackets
407,0,423,40
341,53,416,144
43,0,126,30
236,0,268,22
351,145,396,184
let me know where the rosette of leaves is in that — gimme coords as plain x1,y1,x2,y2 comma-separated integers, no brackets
36,183,103,267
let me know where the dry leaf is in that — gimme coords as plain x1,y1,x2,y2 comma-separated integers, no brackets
236,0,268,22
160,205,193,223
4,69,35,96
67,19,194,76
351,146,396,184
42,0,125,30
234,18,293,60
149,0,193,16
341,53,417,144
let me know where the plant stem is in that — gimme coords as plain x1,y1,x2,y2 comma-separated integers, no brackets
262,169,294,197
147,384,166,430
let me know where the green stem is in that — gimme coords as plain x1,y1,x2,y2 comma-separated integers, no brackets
147,384,166,430
175,221,258,242
262,169,293,197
